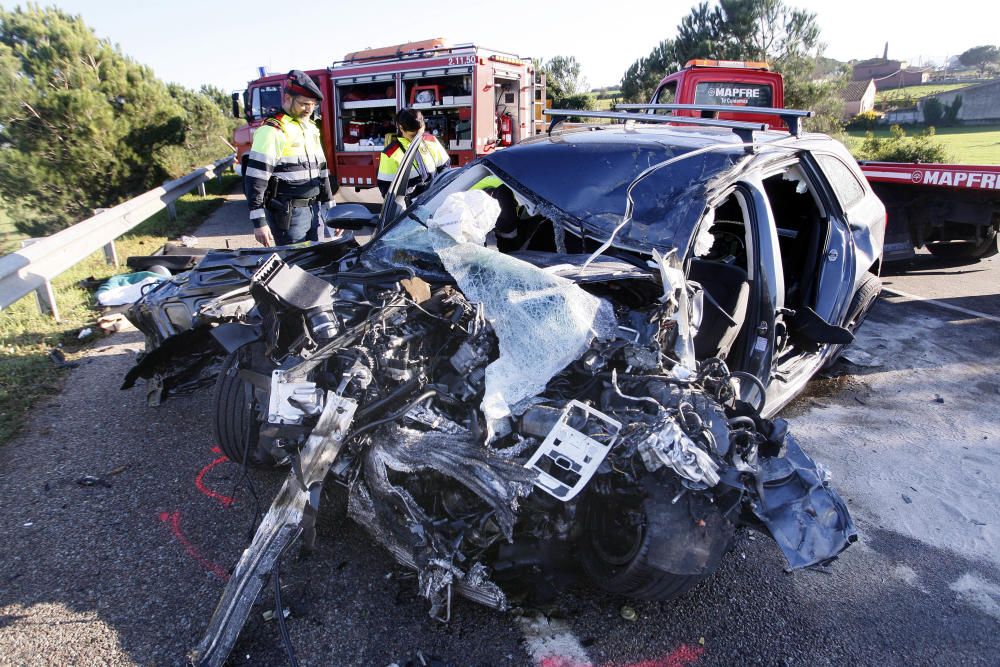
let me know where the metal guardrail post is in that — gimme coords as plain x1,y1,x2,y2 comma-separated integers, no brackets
34,279,59,321
18,238,60,320
103,241,119,267
166,202,177,221
198,183,207,197
93,209,118,267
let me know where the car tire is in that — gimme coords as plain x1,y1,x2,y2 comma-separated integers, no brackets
824,272,882,369
580,475,735,601
213,346,275,468
926,228,998,261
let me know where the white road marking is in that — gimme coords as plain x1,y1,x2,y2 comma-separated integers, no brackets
518,613,592,667
950,573,1000,622
881,287,1000,325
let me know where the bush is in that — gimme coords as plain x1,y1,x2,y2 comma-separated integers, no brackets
854,125,951,163
847,110,882,131
554,93,596,111
922,98,944,125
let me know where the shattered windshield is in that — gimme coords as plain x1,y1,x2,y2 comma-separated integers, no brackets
483,133,740,252
363,165,499,278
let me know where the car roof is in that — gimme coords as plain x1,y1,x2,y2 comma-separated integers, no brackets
481,124,829,255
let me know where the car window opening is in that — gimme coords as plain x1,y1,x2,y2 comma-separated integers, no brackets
762,168,827,313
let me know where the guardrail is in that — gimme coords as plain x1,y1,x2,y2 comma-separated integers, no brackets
0,154,235,321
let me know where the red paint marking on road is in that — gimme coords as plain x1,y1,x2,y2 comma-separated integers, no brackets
194,449,235,507
609,645,705,667
158,511,230,581
540,659,588,667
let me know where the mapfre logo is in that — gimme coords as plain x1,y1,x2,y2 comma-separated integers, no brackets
911,170,923,184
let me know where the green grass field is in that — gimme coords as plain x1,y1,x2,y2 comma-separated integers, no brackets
0,175,239,446
875,83,973,104
846,125,1000,164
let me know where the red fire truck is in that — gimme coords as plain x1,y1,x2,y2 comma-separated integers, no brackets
231,39,545,191
638,59,1000,262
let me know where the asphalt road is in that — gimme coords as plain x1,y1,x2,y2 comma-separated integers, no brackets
1,199,998,666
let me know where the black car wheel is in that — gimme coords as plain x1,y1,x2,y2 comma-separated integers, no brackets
824,272,882,369
213,345,277,468
580,475,734,601
926,228,999,261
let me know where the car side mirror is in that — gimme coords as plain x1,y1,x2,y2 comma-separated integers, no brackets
325,203,377,230
231,92,240,119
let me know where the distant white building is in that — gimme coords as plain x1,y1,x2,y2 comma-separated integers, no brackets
842,79,877,118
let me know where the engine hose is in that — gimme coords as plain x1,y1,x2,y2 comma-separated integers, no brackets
730,371,767,412
727,416,757,430
355,377,421,422
348,388,439,442
597,371,692,385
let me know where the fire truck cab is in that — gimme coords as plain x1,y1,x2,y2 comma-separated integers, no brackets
232,40,545,192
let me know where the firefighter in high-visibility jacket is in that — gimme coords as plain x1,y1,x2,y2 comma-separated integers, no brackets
377,108,451,198
244,70,335,246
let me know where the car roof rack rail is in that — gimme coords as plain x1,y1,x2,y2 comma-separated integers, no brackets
542,109,767,147
616,104,813,137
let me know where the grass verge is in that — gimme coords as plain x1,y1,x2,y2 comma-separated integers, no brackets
875,83,972,105
846,125,1000,164
0,174,240,446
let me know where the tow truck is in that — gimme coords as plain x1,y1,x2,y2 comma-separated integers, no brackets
231,39,545,191
634,59,1000,262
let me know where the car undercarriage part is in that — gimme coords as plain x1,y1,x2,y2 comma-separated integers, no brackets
191,391,358,667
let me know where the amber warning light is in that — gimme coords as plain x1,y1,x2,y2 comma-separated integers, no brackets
685,59,770,70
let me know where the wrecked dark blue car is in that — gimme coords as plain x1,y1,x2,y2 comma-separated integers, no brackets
125,111,881,666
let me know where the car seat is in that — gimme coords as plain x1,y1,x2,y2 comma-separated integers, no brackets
687,259,751,360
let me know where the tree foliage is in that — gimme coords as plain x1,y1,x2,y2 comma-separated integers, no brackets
536,55,594,110
541,55,586,99
958,45,1000,77
620,40,679,103
620,0,844,132
922,95,962,127
0,6,237,237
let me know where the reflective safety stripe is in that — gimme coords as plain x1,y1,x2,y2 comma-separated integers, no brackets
249,208,266,220
318,169,329,177
248,150,275,166
245,166,272,180
274,169,313,181
377,171,395,182
276,155,323,166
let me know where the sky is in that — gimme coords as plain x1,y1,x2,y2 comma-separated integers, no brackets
3,0,999,91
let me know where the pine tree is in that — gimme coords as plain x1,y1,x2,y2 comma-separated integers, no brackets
0,6,236,238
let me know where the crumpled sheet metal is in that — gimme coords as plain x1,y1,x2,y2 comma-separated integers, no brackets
752,433,857,569
637,416,721,487
364,424,537,539
428,191,619,432
348,424,532,616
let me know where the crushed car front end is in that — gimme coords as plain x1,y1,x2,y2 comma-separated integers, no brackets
124,127,860,667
